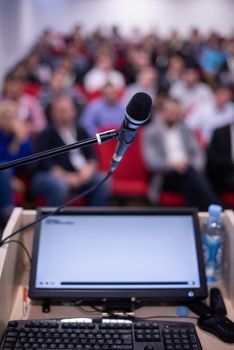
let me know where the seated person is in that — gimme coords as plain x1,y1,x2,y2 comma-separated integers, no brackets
122,48,152,85
142,97,218,209
39,67,86,121
83,50,125,98
158,56,185,93
31,94,110,206
170,65,213,115
186,85,234,146
200,36,226,80
207,122,234,192
40,68,86,108
0,101,32,228
81,82,125,136
1,73,47,136
124,66,158,104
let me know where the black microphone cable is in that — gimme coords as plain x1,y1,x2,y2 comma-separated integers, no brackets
0,171,111,247
1,240,32,263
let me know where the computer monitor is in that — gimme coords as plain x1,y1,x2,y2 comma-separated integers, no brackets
29,208,207,303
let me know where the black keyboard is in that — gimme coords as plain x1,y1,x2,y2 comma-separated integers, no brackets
1,318,203,350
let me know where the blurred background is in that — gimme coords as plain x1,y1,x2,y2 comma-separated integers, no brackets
0,0,234,230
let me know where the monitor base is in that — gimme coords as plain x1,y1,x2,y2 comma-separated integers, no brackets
101,298,143,316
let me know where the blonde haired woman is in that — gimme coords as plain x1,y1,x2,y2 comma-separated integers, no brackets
0,101,32,232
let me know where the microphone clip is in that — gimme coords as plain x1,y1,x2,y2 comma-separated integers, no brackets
116,127,137,145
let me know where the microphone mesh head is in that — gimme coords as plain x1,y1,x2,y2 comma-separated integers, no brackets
126,92,152,123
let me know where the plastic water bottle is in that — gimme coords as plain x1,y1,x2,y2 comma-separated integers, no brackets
202,205,225,284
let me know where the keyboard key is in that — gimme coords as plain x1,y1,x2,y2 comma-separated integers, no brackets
190,334,198,343
112,346,132,349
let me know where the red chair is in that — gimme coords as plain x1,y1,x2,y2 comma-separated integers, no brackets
33,196,86,208
219,192,234,208
14,192,26,206
159,191,186,207
23,83,42,97
13,171,31,206
83,88,125,102
96,127,149,198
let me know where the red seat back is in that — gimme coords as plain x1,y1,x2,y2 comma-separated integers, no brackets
219,192,234,208
23,83,42,97
96,127,149,197
159,191,186,207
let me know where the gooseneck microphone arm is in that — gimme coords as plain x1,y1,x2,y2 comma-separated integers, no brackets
0,92,152,173
0,129,118,172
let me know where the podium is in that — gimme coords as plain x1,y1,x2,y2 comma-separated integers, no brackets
0,208,234,349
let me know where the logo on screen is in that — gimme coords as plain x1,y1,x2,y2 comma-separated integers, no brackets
46,219,74,225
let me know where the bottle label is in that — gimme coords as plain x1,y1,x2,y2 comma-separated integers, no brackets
202,234,223,265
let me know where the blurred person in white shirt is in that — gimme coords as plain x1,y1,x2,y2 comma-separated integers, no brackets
84,50,125,96
170,66,213,115
186,85,234,146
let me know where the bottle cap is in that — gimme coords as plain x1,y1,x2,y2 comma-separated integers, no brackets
208,204,222,218
176,306,189,317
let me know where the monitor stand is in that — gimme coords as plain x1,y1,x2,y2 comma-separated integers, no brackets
186,287,227,317
101,298,143,317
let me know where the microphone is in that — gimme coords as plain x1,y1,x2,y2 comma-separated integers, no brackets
0,92,151,174
110,92,152,173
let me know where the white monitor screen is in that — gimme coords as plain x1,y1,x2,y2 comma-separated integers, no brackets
34,213,201,291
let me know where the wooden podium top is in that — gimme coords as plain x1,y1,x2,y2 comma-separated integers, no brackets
0,208,234,349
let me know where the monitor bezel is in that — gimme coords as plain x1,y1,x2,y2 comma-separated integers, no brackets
29,207,208,302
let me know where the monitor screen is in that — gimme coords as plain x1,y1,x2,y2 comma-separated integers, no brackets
29,208,207,301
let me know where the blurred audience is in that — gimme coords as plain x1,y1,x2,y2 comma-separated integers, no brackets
81,82,125,135
0,24,234,217
186,85,234,146
142,98,218,208
31,94,109,206
0,101,32,228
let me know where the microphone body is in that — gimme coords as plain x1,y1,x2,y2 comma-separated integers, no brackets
110,92,152,173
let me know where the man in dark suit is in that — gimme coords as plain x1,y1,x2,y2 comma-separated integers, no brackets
31,94,110,206
207,123,234,191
